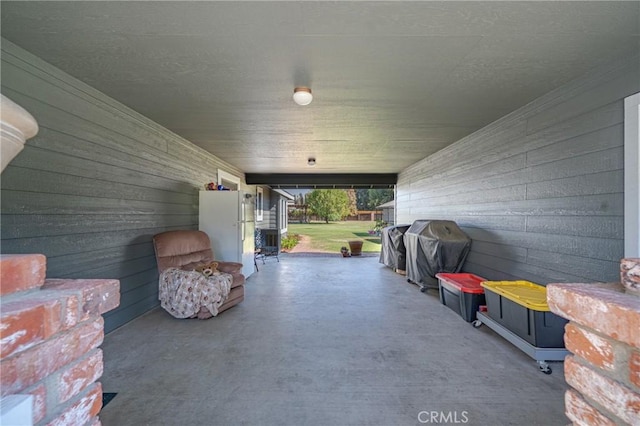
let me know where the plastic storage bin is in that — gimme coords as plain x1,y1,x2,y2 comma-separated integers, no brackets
481,281,568,348
436,273,486,322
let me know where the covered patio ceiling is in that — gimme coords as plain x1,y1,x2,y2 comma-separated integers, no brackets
1,1,638,185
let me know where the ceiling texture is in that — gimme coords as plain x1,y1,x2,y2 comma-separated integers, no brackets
1,1,639,186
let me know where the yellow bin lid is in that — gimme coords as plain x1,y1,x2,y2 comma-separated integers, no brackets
481,280,549,311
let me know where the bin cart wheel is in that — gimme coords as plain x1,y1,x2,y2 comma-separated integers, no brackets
407,278,412,283
472,320,483,328
420,287,427,293
537,361,552,375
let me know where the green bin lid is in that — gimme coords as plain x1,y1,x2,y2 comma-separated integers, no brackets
481,280,549,311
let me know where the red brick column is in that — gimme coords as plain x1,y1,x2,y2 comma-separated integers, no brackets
0,254,119,425
547,259,640,425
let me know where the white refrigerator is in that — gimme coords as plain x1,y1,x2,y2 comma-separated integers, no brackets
199,191,255,278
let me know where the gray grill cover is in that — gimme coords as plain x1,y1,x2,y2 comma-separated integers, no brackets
404,220,471,287
379,225,411,270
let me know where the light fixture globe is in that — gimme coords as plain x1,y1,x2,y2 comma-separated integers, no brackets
293,87,313,106
307,157,316,166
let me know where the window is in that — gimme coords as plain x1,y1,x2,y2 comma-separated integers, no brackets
256,187,264,222
279,198,288,232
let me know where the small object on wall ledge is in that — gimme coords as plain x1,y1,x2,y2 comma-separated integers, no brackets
621,258,640,296
204,182,232,191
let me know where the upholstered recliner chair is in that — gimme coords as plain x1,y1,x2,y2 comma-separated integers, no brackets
153,230,245,317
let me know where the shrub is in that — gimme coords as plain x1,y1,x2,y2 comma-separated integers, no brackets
373,220,388,232
281,234,300,250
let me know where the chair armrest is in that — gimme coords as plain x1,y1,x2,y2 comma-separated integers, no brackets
216,261,243,274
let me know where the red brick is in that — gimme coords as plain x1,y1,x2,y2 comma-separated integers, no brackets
62,294,80,330
565,389,616,426
631,351,640,389
565,356,640,424
0,254,46,296
58,349,103,403
547,283,640,348
564,323,616,371
26,383,47,424
0,298,62,358
44,279,120,318
0,317,104,396
46,382,102,426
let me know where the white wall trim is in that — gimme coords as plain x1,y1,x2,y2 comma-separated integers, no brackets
256,187,264,222
217,169,241,190
624,92,640,257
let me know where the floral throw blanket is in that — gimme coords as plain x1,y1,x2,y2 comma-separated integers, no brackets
159,268,232,318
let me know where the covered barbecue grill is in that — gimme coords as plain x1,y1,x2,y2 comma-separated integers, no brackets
379,224,411,272
404,220,471,292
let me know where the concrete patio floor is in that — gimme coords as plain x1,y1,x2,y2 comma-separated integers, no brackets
99,254,568,426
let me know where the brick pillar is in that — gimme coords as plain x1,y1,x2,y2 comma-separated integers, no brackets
547,258,640,425
0,254,120,425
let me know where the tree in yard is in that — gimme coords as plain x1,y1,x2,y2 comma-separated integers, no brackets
346,189,358,216
306,189,350,223
356,188,394,210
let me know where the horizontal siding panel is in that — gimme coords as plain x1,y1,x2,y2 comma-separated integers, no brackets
463,228,623,261
116,283,159,313
526,216,623,239
2,43,188,143
406,147,622,206
467,251,592,284
413,184,526,206
467,240,528,263
526,249,619,283
2,214,197,239
104,295,159,333
2,166,197,205
522,100,623,151
404,193,623,218
1,58,170,152
409,152,526,193
2,86,241,185
462,260,522,282
1,191,197,216
525,67,638,134
403,123,528,182
526,124,623,166
117,270,159,294
46,243,153,277
1,222,194,258
525,170,623,200
11,138,199,194
57,256,157,280
525,146,623,183
400,101,623,185
454,216,526,232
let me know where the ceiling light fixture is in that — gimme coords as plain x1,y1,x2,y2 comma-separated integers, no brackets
307,157,316,166
293,87,313,106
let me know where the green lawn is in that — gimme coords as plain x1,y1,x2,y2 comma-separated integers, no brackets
288,221,381,253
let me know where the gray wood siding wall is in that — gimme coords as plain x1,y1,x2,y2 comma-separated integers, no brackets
255,186,273,229
397,55,639,285
268,193,279,229
255,187,280,230
0,40,248,332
